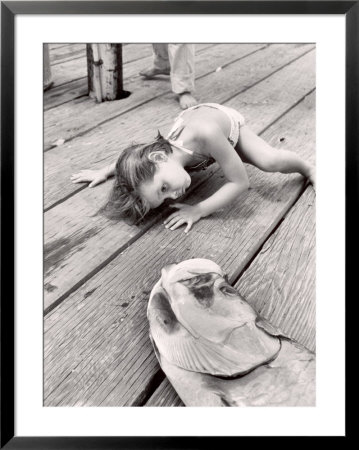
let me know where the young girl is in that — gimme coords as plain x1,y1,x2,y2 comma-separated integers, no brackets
71,103,315,233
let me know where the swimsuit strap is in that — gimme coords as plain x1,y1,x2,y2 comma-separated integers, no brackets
167,139,193,155
166,115,195,155
166,103,218,152
166,103,236,172
166,116,185,141
166,103,209,141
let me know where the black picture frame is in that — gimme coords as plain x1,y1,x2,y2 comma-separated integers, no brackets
1,1,354,448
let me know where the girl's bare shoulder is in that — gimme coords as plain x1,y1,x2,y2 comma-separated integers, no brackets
185,116,223,143
180,120,223,157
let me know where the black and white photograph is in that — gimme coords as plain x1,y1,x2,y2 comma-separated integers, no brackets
43,42,316,407
2,2,351,444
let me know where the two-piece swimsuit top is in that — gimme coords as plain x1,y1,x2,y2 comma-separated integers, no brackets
166,103,245,172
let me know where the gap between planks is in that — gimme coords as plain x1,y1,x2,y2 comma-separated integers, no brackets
145,185,316,406
44,48,316,314
45,44,311,212
43,90,316,402
45,44,314,151
44,88,315,315
44,43,269,148
45,44,218,109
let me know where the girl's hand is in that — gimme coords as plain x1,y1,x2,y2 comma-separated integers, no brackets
164,203,202,233
70,169,108,188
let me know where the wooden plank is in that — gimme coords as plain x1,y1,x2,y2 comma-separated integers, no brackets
44,43,312,150
50,43,150,70
50,44,86,65
49,43,70,49
44,167,217,313
46,43,153,90
235,189,316,352
44,78,88,110
44,43,264,145
44,91,315,406
145,377,184,407
146,187,316,407
44,43,214,110
44,44,314,209
44,43,267,205
44,50,315,312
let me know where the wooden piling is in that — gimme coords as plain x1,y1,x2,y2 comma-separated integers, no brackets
87,43,129,102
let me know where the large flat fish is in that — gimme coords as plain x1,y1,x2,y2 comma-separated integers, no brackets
147,258,315,406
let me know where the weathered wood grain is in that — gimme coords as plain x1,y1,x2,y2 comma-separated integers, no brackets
44,50,315,312
44,92,315,406
47,43,153,88
145,376,184,407
235,189,316,352
44,43,265,147
146,187,316,407
44,44,215,109
44,44,314,209
50,44,86,65
44,44,313,151
49,43,69,49
44,166,217,312
45,43,152,108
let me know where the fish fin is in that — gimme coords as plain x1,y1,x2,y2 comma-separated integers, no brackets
151,305,281,376
148,282,280,377
155,327,260,377
157,332,209,373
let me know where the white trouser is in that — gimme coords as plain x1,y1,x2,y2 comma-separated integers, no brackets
152,44,195,94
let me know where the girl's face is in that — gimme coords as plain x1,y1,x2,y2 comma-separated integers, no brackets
139,158,191,209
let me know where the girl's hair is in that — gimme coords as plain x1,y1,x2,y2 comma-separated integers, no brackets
100,132,173,223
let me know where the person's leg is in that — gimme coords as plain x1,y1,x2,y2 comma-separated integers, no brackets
139,44,171,78
236,126,316,187
168,44,197,109
43,43,53,91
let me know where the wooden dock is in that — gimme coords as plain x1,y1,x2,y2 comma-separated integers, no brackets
44,43,316,407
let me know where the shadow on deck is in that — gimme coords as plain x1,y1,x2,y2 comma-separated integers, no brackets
44,43,316,407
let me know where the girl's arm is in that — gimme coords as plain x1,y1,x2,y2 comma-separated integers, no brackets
71,161,117,187
196,125,250,215
164,124,249,232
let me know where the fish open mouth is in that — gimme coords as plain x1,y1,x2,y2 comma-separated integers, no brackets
148,258,315,406
149,259,282,379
